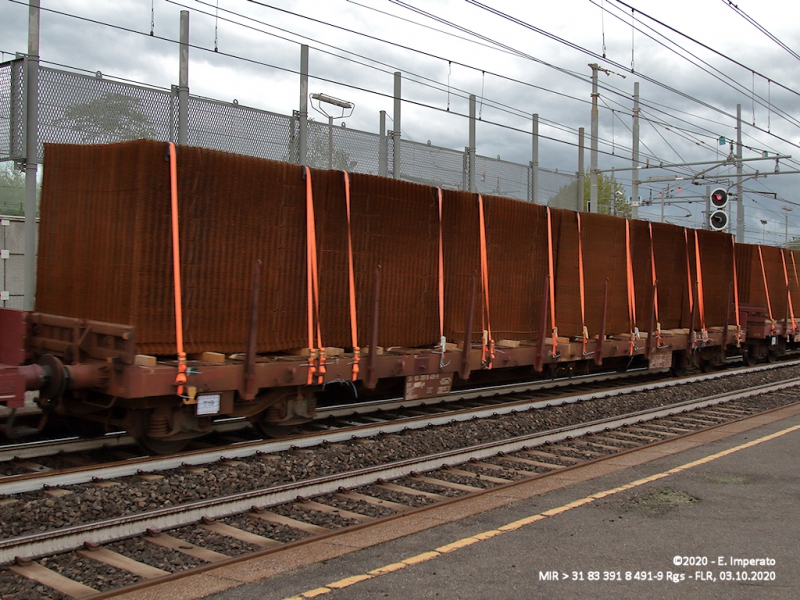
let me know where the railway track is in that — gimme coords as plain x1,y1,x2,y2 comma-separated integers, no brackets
0,364,799,598
0,359,792,495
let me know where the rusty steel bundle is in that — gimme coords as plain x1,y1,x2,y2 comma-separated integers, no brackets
38,140,783,359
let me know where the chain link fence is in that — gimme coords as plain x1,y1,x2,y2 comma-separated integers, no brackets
1,61,577,200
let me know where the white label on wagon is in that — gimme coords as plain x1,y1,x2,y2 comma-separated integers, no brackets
196,393,221,415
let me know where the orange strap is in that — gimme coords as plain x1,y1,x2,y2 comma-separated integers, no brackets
781,249,797,333
624,219,637,355
684,230,694,315
168,142,187,396
343,171,359,381
477,195,494,368
792,250,800,332
546,207,559,357
438,189,446,364
305,166,325,384
693,231,707,334
648,224,662,347
757,246,774,332
731,237,741,346
576,213,587,355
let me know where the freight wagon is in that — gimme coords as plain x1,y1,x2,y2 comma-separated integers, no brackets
0,140,796,452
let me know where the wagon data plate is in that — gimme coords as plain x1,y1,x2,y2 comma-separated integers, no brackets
196,393,221,415
404,373,453,401
648,351,672,370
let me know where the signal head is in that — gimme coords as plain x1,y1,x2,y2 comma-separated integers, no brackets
710,187,728,209
709,210,728,231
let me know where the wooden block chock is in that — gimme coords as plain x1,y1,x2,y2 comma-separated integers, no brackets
188,352,226,363
134,354,157,367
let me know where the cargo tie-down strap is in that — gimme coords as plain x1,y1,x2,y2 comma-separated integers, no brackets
648,224,662,350
791,250,800,334
305,166,325,385
546,207,559,358
693,231,708,342
757,246,775,334
780,249,797,334
437,188,446,367
477,195,495,368
731,237,742,347
684,230,694,323
576,213,588,356
343,171,359,381
625,219,638,356
167,142,187,397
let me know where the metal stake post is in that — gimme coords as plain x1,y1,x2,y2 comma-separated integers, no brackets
589,64,599,213
178,11,189,146
379,110,387,177
298,45,308,165
736,103,744,240
468,94,476,193
531,113,539,204
393,72,401,179
631,82,640,219
23,0,40,311
577,127,585,212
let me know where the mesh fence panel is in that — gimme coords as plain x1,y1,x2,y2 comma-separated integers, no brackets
35,67,175,161
188,96,294,162
0,59,24,161
539,167,579,209
475,154,531,201
398,139,465,189
1,63,583,205
0,61,13,161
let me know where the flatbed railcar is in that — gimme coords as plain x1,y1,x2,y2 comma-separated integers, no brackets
0,140,797,452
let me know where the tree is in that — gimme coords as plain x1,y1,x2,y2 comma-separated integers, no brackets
549,171,631,217
0,163,25,216
57,93,156,144
586,172,630,217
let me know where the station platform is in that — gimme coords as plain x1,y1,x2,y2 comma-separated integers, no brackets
139,403,800,600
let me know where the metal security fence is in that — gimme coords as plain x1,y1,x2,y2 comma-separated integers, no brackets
0,60,578,205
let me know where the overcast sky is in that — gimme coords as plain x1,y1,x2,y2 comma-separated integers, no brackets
2,0,799,243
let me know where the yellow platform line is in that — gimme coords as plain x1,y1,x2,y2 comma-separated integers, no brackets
283,422,800,600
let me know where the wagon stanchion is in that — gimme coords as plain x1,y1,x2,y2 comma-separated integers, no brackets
534,276,549,373
366,266,381,390
722,282,733,364
244,260,262,401
594,279,608,367
688,281,699,354
646,281,657,360
460,272,477,381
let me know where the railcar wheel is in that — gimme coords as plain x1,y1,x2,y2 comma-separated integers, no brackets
742,348,757,366
135,410,190,455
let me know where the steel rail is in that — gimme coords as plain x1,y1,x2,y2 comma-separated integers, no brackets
0,360,795,495
1,375,798,563
0,357,791,465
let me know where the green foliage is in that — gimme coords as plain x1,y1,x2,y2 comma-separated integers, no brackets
0,163,25,216
549,171,631,217
788,237,800,251
57,93,156,144
585,172,631,217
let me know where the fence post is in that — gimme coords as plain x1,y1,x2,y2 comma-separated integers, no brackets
178,10,189,146
468,94,476,193
531,113,539,204
298,45,308,165
379,110,387,177
23,0,40,311
577,127,585,212
393,72,401,178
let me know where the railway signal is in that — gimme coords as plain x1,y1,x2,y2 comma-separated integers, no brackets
709,187,729,231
